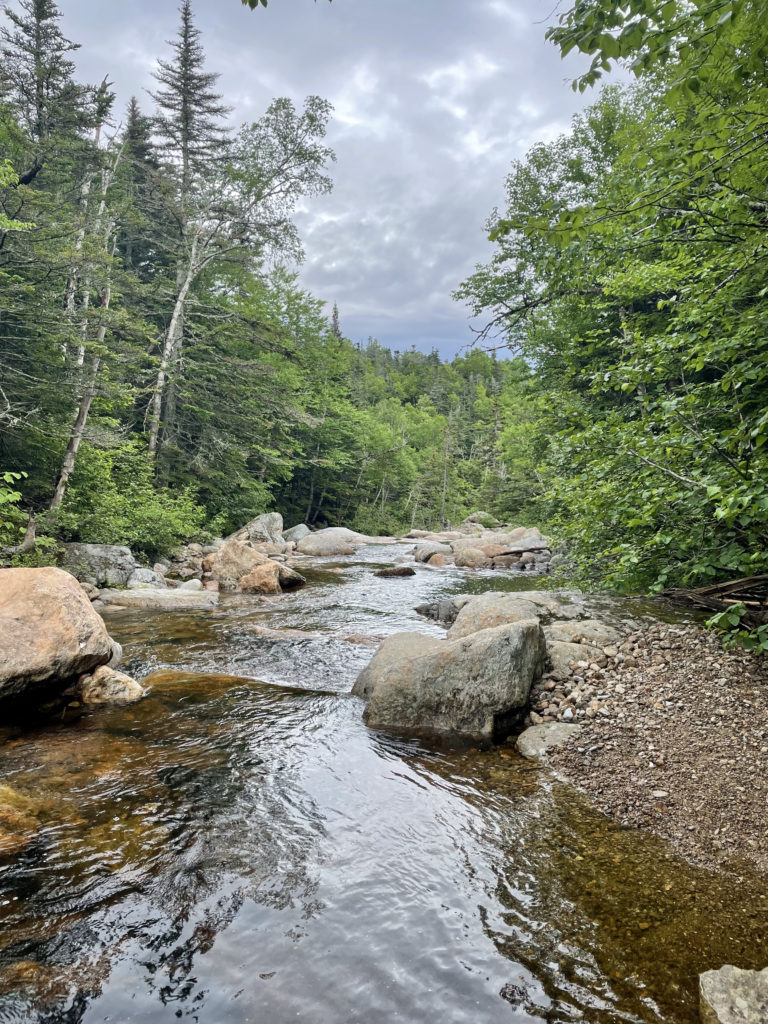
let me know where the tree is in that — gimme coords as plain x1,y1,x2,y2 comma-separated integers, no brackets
242,0,331,7
146,94,335,458
330,302,342,339
0,0,89,184
151,0,231,203
547,1,765,93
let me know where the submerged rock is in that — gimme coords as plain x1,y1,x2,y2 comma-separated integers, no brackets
78,666,145,704
699,965,768,1023
354,620,546,741
0,567,113,701
96,589,219,611
61,543,137,587
374,566,416,578
0,784,42,858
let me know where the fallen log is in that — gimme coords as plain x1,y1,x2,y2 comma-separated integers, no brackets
663,575,768,625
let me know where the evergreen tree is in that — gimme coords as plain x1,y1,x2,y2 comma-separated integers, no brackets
0,0,87,183
330,302,342,339
151,0,230,202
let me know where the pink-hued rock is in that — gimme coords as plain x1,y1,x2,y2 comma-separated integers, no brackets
0,567,113,700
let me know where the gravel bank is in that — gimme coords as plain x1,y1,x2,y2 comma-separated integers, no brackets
533,620,768,875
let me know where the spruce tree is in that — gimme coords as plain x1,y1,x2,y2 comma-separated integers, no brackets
151,1,230,202
0,0,87,182
330,302,342,339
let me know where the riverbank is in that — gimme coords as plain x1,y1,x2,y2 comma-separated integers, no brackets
538,619,768,876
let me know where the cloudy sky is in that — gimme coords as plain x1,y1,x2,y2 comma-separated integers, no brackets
56,0,595,357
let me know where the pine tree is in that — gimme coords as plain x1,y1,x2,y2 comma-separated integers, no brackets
0,0,87,183
151,0,230,202
330,302,342,339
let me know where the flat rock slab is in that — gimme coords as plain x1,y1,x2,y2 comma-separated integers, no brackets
96,589,219,611
447,591,585,640
517,722,582,761
544,619,622,646
700,965,768,1024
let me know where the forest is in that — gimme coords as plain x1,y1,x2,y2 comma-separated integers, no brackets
1,0,767,647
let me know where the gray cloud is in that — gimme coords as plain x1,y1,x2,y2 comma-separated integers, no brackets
57,0,596,356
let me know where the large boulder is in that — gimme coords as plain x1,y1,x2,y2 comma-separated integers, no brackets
414,542,453,563
354,620,546,740
229,513,286,552
210,540,270,590
0,568,113,700
297,528,359,556
447,590,586,640
127,567,167,590
277,565,307,590
700,965,768,1024
454,547,491,569
447,594,545,640
238,563,282,595
461,512,501,530
352,633,441,700
61,543,137,587
283,523,311,543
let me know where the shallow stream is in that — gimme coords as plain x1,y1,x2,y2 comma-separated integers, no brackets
1,545,767,1023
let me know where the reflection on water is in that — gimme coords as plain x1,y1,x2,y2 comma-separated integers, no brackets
0,546,765,1023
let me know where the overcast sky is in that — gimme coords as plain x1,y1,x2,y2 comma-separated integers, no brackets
54,0,595,358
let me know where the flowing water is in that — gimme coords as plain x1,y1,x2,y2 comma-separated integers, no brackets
0,545,767,1023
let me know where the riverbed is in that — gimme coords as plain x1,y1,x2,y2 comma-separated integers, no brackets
0,545,767,1023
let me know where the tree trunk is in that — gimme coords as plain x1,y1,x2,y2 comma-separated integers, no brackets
50,275,113,509
147,240,198,456
441,427,450,528
50,355,100,509
304,470,315,524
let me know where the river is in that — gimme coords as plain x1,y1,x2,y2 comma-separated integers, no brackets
0,544,766,1023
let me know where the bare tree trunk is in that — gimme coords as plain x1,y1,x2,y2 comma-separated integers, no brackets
50,355,100,509
148,238,198,456
50,276,113,509
441,426,450,529
304,470,315,524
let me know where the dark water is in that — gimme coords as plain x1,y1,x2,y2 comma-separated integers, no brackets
0,546,766,1023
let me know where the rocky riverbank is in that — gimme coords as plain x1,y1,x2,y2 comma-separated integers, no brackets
538,619,768,877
